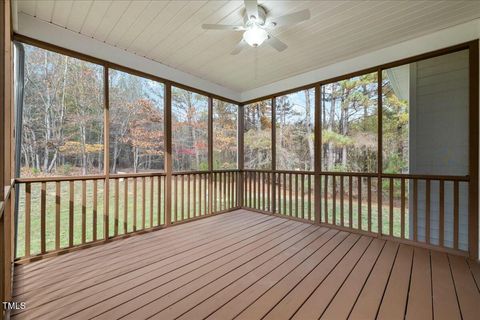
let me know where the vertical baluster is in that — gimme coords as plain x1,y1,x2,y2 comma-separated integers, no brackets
55,181,60,249
187,174,191,219
389,178,393,236
332,175,336,225
25,183,31,257
150,176,154,227
283,173,287,215
181,175,185,220
199,174,203,216
348,176,353,228
123,178,127,233
193,174,197,217
174,175,178,222
301,174,305,220
204,173,208,215
114,178,119,236
295,174,298,218
93,180,98,241
400,178,405,239
340,176,344,227
413,179,418,241
358,177,362,231
82,180,87,243
254,172,257,209
142,177,146,229
218,172,224,211
289,173,293,216
262,172,265,212
426,179,430,244
41,182,46,253
159,176,163,224
324,175,328,223
227,172,230,209
368,177,372,233
225,172,228,210
439,180,445,246
69,181,74,246
133,177,137,231
308,175,312,220
378,178,382,235
213,172,216,212
453,180,459,249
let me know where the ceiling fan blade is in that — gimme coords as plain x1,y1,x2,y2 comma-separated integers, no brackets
271,9,310,27
231,39,248,55
244,0,259,20
202,24,245,31
266,35,288,52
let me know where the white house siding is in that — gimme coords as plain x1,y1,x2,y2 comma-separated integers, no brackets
409,50,469,250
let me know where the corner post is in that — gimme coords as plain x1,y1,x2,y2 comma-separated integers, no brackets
468,40,479,260
238,104,245,208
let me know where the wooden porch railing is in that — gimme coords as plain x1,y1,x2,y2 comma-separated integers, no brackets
12,168,471,262
13,170,240,262
242,170,470,255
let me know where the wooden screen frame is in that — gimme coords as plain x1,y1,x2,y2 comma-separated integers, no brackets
6,33,479,260
241,40,479,259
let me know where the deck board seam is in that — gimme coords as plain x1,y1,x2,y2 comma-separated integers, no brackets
14,211,257,275
13,218,301,318
144,225,320,319
174,227,334,320
447,254,467,320
13,214,275,296
403,246,416,319
65,222,312,319
63,220,305,319
318,238,383,319
373,243,400,320
199,229,339,320
247,232,353,319
344,240,388,320
289,236,371,319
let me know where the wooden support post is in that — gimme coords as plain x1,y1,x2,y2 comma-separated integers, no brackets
314,84,322,224
468,40,479,259
208,97,213,214
238,104,244,208
271,98,276,214
164,83,172,226
103,67,110,240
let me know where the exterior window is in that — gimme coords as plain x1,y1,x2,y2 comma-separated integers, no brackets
276,89,315,171
244,100,272,170
20,44,104,177
213,99,238,169
172,87,208,171
109,69,165,173
321,72,378,173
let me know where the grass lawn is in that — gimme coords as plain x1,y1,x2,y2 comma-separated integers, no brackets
15,176,236,258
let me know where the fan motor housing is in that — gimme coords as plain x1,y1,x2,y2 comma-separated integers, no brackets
243,5,267,25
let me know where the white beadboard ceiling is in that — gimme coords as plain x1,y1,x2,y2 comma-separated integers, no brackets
15,0,480,93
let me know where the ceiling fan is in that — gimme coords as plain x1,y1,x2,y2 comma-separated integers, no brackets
201,0,310,55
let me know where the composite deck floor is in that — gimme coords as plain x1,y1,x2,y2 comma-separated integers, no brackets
11,209,480,320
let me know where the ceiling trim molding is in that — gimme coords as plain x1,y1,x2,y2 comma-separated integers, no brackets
16,12,241,102
240,18,480,102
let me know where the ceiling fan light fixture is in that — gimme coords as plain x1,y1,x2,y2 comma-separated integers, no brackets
243,25,268,47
